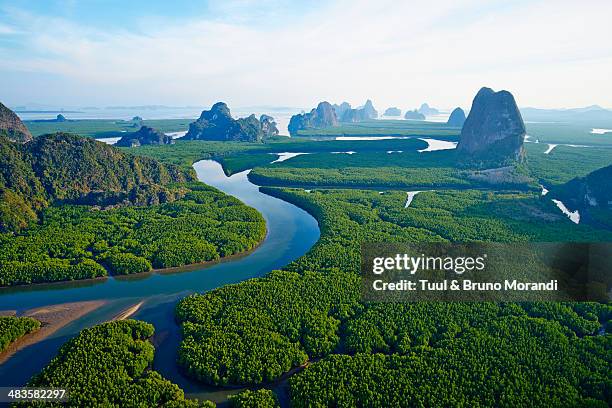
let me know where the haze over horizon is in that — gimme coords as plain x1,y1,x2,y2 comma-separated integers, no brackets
1,0,611,111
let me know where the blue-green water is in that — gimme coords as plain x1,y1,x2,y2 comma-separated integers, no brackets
0,160,320,398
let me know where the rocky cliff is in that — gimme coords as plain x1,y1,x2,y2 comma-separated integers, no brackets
361,100,378,119
115,126,174,147
447,107,466,127
384,107,401,116
182,102,267,142
288,102,338,135
260,115,279,138
457,87,525,166
332,102,351,118
0,102,33,143
340,100,378,122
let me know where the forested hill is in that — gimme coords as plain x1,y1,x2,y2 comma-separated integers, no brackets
552,164,612,211
0,132,195,232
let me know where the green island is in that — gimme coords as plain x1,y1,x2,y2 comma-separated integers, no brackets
0,316,40,353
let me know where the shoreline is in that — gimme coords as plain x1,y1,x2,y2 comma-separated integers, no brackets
0,300,107,365
112,301,144,321
0,239,266,293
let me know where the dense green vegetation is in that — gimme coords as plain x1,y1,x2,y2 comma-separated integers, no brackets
526,122,612,147
176,184,612,397
0,133,193,233
10,118,612,406
0,316,40,352
263,188,612,274
24,118,190,139
291,315,611,407
228,389,279,408
249,150,535,190
170,119,612,405
176,269,359,385
133,137,429,172
24,320,214,407
0,182,265,286
526,143,612,185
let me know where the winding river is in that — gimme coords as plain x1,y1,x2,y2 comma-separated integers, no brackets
0,160,320,401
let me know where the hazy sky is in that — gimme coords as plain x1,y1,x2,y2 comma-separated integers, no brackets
1,0,611,110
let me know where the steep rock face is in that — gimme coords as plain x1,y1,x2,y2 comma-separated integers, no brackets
457,87,525,165
447,107,466,127
384,107,401,116
260,115,279,138
0,102,33,143
552,165,612,212
182,102,264,142
341,109,368,122
404,110,425,120
115,126,174,147
288,102,338,135
418,103,439,115
340,100,378,122
333,102,351,118
361,99,378,119
236,114,264,141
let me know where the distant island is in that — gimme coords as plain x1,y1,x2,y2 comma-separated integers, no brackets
332,102,351,118
418,103,439,115
29,114,70,123
115,126,174,147
181,102,278,142
447,107,466,127
288,101,338,136
383,107,401,116
340,100,378,122
404,109,425,120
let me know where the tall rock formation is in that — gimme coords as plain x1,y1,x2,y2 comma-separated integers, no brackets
288,102,338,135
332,102,351,118
457,87,525,165
0,102,33,143
182,102,266,142
260,115,279,139
115,126,174,147
384,107,401,117
447,107,466,127
361,99,378,119
340,100,378,122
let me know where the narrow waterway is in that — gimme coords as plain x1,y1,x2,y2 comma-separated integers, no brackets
0,160,320,402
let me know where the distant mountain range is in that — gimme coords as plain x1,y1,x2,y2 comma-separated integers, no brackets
520,105,612,123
